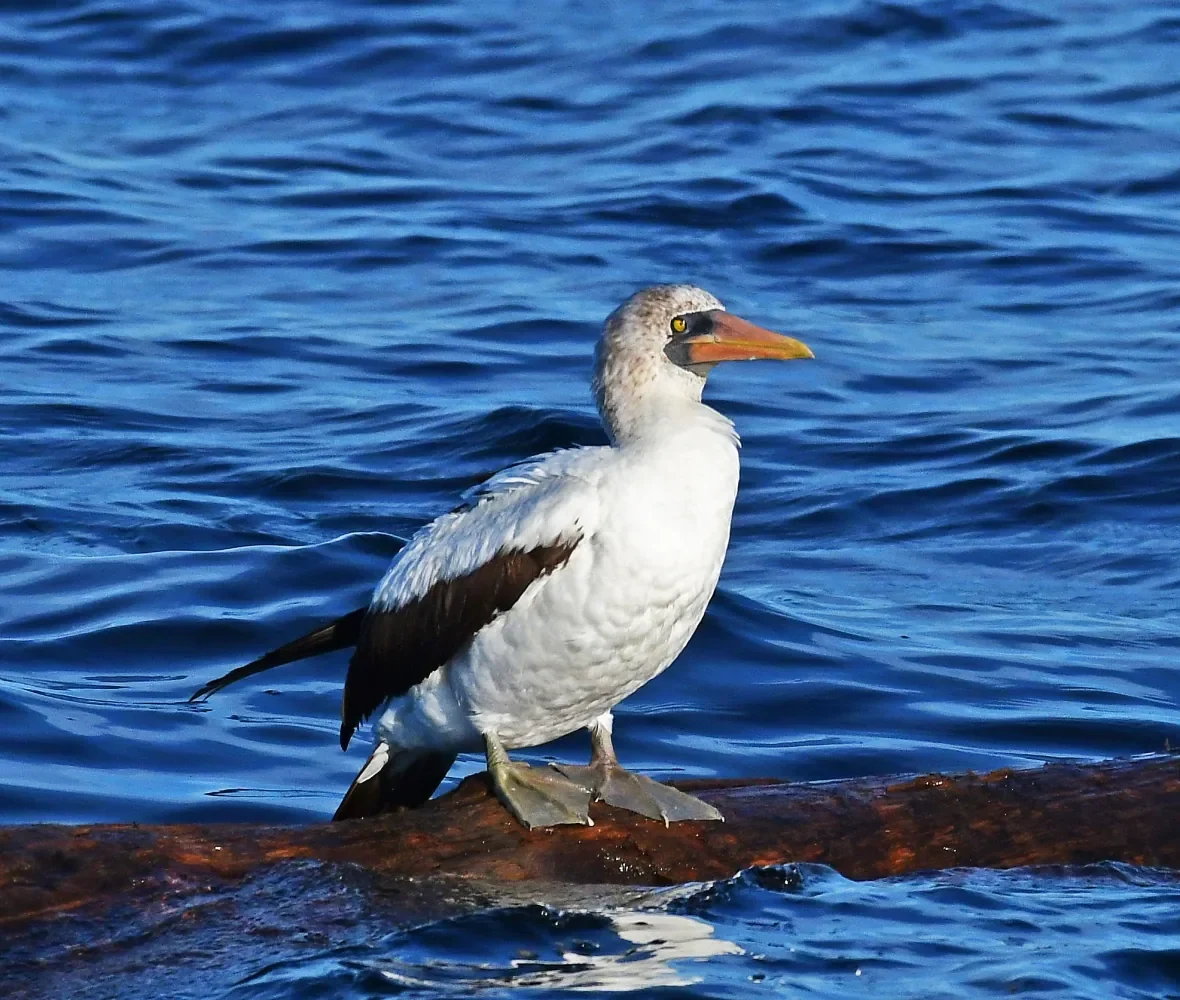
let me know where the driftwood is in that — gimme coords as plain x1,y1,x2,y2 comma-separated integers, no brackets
5,755,1179,998
4,753,1178,929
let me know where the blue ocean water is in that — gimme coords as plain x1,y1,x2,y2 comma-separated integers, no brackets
2,0,1179,995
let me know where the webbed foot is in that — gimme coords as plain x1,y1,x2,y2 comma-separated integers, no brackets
485,733,592,829
553,760,723,825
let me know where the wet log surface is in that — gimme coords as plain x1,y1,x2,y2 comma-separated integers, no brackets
4,754,1179,997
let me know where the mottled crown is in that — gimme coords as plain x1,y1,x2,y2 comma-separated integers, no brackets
602,285,724,353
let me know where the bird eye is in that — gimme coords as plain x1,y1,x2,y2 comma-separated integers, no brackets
670,316,687,335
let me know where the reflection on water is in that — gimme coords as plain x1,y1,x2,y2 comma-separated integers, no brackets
209,864,1180,999
374,912,744,994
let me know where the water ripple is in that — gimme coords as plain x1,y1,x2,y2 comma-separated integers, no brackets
2,0,1180,993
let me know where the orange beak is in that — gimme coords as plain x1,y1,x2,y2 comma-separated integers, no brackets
670,310,814,365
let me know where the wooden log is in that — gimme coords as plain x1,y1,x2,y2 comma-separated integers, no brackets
5,754,1179,996
6,755,1180,935
3,754,1178,930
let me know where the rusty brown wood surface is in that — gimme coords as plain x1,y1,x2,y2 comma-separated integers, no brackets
3,754,1178,930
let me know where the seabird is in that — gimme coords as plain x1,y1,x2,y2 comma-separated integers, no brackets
191,285,813,828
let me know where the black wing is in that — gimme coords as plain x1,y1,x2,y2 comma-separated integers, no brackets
338,540,578,750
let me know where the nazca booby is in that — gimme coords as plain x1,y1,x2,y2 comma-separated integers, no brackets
191,285,813,828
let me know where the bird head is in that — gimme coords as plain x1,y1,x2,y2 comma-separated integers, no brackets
593,284,813,441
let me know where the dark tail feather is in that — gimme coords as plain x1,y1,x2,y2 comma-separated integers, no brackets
189,607,368,702
332,742,456,821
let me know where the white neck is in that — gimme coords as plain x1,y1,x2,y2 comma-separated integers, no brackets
594,348,727,448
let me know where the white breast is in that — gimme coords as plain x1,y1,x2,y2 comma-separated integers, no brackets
376,410,740,753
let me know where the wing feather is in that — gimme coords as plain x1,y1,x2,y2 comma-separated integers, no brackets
189,607,366,702
338,446,605,749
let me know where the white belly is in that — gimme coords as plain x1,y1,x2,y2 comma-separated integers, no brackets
374,424,739,753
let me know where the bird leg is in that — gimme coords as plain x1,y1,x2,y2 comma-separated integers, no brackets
553,713,724,825
484,731,592,829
